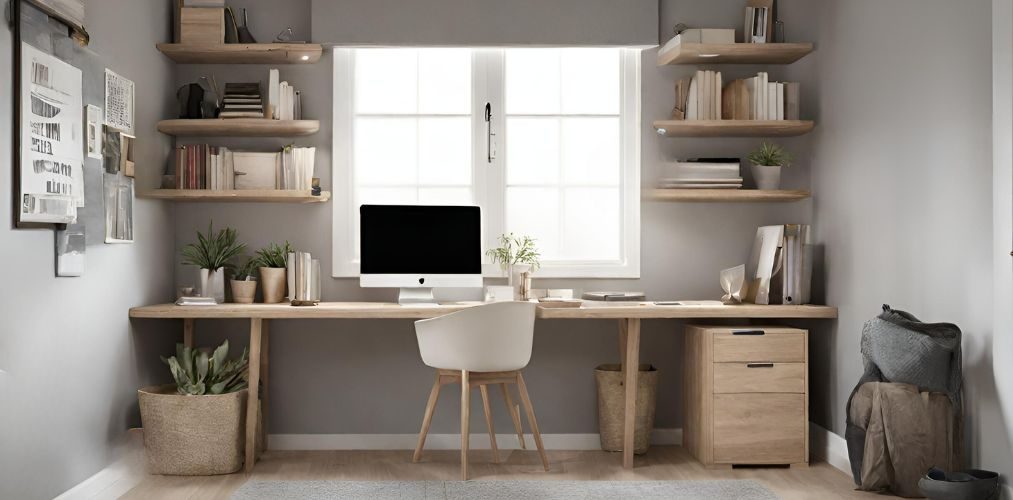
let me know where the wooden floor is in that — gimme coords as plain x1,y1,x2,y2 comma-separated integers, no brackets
122,446,892,500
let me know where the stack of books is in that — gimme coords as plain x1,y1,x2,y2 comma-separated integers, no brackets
659,159,742,189
267,69,303,120
722,72,800,121
173,144,235,190
220,82,263,118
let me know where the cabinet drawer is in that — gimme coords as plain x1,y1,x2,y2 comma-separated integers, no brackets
713,363,805,393
713,393,806,464
712,330,805,363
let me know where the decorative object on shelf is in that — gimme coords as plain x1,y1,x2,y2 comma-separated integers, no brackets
177,286,195,300
254,241,292,303
85,104,103,160
230,257,258,304
179,6,225,44
104,68,134,134
744,0,774,44
177,83,204,119
289,250,321,306
138,341,249,475
274,27,303,43
55,222,85,277
747,142,792,190
102,173,134,243
199,76,221,118
236,8,257,44
182,223,246,303
224,6,240,43
311,177,321,196
720,265,746,303
486,233,541,291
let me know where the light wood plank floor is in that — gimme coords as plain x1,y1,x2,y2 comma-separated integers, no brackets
122,447,892,500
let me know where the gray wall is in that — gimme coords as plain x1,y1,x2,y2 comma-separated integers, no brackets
809,0,1013,478
0,2,178,499
175,0,820,437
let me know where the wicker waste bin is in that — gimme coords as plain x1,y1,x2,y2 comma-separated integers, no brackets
138,384,247,475
595,364,659,454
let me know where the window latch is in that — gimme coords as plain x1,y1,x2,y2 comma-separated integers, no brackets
485,102,496,163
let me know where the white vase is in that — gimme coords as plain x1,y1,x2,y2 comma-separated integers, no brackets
509,264,532,300
751,164,783,190
200,268,226,304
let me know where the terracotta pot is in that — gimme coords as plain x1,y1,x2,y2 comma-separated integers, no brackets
259,267,287,303
230,279,257,304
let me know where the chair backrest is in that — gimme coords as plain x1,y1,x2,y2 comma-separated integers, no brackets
414,302,536,372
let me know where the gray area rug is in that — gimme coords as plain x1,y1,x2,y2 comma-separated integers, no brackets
231,480,779,499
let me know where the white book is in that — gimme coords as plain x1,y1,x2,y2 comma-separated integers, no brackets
687,74,699,120
211,153,218,191
268,69,280,120
745,76,756,120
776,82,785,120
759,73,769,120
744,7,755,43
702,71,713,120
279,82,290,120
714,71,722,121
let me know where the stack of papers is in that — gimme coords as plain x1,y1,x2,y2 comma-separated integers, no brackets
660,159,742,189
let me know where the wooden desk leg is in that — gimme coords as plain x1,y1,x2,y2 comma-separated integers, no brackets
260,320,270,454
183,318,194,348
244,318,263,473
622,318,641,470
617,319,628,370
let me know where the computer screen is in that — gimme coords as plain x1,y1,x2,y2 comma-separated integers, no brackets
359,205,482,275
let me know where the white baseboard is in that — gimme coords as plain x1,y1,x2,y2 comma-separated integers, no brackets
269,428,683,451
810,423,851,476
55,429,146,500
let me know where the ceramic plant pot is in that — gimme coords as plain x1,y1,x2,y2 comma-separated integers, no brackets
200,267,226,304
751,163,783,190
230,279,257,304
259,267,287,303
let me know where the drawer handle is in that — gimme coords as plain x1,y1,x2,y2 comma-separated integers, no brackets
732,330,766,336
747,363,775,368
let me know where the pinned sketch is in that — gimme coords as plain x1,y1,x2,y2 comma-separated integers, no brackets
56,222,86,277
85,104,103,159
19,42,84,224
104,69,134,134
104,173,134,243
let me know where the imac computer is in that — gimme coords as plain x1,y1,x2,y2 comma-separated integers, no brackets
359,205,483,304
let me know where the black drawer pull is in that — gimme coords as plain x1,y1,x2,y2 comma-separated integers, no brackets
747,363,775,368
731,330,766,336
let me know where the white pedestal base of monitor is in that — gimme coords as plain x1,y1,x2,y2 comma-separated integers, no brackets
398,287,436,305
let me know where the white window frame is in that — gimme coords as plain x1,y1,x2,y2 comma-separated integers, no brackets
332,48,640,279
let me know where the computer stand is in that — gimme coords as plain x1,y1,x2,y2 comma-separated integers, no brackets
398,288,437,305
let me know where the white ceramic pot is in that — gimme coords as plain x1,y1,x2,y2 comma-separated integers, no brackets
200,268,226,303
751,164,783,190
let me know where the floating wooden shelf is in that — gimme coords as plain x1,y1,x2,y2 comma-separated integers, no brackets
157,119,320,137
139,190,331,203
658,42,814,65
653,120,814,137
156,43,323,64
644,189,810,202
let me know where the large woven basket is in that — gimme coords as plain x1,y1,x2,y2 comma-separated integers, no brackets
595,364,659,454
138,384,247,475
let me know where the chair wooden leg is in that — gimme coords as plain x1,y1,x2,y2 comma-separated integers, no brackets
460,370,470,480
413,372,443,463
500,383,526,450
479,385,500,463
516,373,549,472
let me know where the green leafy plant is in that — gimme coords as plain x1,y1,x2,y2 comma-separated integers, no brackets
254,241,293,268
747,142,793,167
486,233,541,272
232,256,258,281
181,222,246,271
161,341,249,396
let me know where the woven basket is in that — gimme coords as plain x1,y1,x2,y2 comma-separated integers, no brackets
595,364,659,454
138,384,247,475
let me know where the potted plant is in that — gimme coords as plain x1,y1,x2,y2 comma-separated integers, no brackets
182,223,245,304
486,233,541,297
254,241,292,304
230,257,258,304
138,341,249,475
747,142,793,190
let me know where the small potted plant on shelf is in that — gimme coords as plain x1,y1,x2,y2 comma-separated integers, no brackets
487,233,541,299
747,142,793,190
254,241,292,304
230,257,258,304
182,223,245,304
138,341,249,475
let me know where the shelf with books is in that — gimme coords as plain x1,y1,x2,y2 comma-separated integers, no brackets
138,190,331,203
653,119,814,137
658,42,814,65
157,119,320,137
155,43,323,64
643,189,810,203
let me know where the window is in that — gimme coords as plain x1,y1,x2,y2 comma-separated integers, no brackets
333,48,640,278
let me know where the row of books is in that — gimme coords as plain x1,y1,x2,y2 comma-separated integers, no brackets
672,71,799,121
172,145,317,191
280,146,316,190
659,159,742,190
173,145,235,190
268,69,303,120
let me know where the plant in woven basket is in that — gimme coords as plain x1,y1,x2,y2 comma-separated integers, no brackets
161,340,249,396
253,241,293,268
181,222,246,271
486,233,541,272
747,142,793,167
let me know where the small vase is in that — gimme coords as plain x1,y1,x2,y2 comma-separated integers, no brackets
259,267,287,304
200,268,226,304
510,264,532,300
751,164,783,190
230,279,257,304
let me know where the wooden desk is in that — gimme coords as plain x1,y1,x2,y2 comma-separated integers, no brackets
129,302,837,472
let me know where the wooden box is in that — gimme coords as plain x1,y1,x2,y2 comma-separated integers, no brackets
683,326,808,468
180,7,225,45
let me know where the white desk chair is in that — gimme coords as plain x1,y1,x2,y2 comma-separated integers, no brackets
412,302,549,480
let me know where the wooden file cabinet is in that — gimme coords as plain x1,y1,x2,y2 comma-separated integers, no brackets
683,326,809,468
